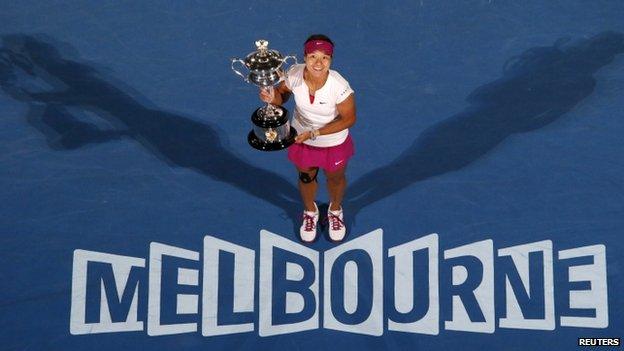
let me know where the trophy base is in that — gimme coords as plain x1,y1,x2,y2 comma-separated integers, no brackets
247,127,297,151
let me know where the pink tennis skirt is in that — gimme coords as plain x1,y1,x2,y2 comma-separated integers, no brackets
287,135,354,172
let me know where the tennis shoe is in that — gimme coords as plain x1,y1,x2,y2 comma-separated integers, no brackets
327,203,346,242
300,203,319,243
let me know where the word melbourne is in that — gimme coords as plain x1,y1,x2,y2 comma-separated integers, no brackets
70,229,609,337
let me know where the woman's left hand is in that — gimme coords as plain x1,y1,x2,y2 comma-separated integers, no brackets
294,131,311,144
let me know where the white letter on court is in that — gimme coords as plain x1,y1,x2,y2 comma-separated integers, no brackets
388,233,439,335
202,235,255,336
498,240,554,330
444,239,494,333
70,250,145,335
324,229,384,336
259,230,319,336
147,243,200,336
559,244,608,328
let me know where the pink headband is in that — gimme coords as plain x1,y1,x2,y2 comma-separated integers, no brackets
304,40,334,56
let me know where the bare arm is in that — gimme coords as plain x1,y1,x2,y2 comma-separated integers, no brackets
295,93,356,143
259,80,292,105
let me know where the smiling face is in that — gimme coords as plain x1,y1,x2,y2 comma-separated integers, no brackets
304,50,332,80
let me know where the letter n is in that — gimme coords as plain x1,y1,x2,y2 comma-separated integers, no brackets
498,240,554,330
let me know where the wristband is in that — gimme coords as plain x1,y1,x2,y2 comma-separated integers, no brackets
310,129,320,140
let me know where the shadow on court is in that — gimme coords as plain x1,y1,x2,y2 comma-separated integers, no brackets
347,31,624,226
0,34,301,227
1,32,623,236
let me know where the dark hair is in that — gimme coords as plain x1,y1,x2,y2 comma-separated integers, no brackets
304,34,334,47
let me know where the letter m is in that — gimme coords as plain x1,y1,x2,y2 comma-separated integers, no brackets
70,249,145,334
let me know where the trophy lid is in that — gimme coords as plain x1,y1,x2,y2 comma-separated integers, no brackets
243,40,286,71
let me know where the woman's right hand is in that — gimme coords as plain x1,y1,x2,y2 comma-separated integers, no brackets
259,87,275,104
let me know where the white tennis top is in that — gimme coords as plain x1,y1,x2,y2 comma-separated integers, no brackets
285,64,354,147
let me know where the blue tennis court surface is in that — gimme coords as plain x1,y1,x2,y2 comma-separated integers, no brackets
1,1,623,350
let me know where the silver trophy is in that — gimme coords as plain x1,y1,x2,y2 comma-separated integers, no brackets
231,40,298,151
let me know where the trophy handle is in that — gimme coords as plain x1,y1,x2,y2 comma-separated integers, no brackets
280,55,298,79
231,58,249,82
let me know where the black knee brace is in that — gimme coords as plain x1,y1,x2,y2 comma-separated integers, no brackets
299,168,319,184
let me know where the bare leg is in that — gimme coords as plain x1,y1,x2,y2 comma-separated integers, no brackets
325,166,347,211
297,166,319,212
